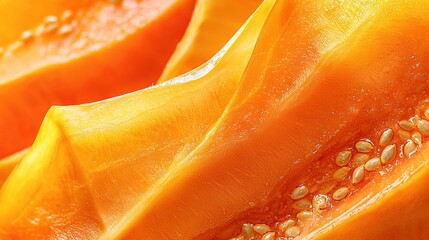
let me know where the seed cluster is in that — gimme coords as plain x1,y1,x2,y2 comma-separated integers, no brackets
229,107,429,240
0,9,75,58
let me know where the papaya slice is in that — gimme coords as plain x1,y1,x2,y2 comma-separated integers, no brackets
0,0,276,239
121,0,429,238
0,0,195,159
0,0,94,47
158,0,262,82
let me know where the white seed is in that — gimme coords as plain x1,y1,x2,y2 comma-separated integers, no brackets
58,25,73,35
399,120,414,131
398,130,411,142
355,140,373,153
230,236,244,240
424,108,429,119
379,128,394,146
403,140,417,158
278,220,294,232
352,153,369,165
296,211,313,220
319,183,335,194
411,132,423,146
253,224,270,235
242,223,253,236
335,151,352,166
364,157,381,171
290,186,309,200
285,226,301,237
291,199,311,211
20,30,34,43
43,16,59,33
352,165,365,185
381,144,397,164
333,187,349,201
312,194,328,211
333,167,351,180
261,232,275,240
61,10,73,22
417,119,429,136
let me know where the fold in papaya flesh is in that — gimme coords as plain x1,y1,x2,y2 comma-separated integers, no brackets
122,0,428,239
158,0,262,82
0,1,276,239
0,0,195,159
0,0,94,47
0,150,27,189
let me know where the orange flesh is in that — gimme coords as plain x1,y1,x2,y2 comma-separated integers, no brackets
0,0,195,158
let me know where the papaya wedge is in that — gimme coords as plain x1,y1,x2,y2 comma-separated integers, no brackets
158,0,262,82
0,0,276,239
0,0,195,159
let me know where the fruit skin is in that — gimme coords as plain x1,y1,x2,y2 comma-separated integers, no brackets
0,0,195,159
158,0,262,82
0,0,274,238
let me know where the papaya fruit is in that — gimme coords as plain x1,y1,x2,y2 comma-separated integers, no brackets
0,0,94,47
0,0,276,238
2,0,429,239
158,0,262,82
0,0,195,159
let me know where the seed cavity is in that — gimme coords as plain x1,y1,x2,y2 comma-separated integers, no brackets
333,187,348,201
291,199,311,211
335,151,352,166
296,211,313,220
398,130,411,142
379,128,393,146
398,120,414,131
352,165,365,185
352,153,369,165
285,226,301,237
355,140,373,153
253,224,270,235
380,144,396,164
417,119,429,136
290,186,309,200
333,166,351,180
403,140,417,158
364,157,381,171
